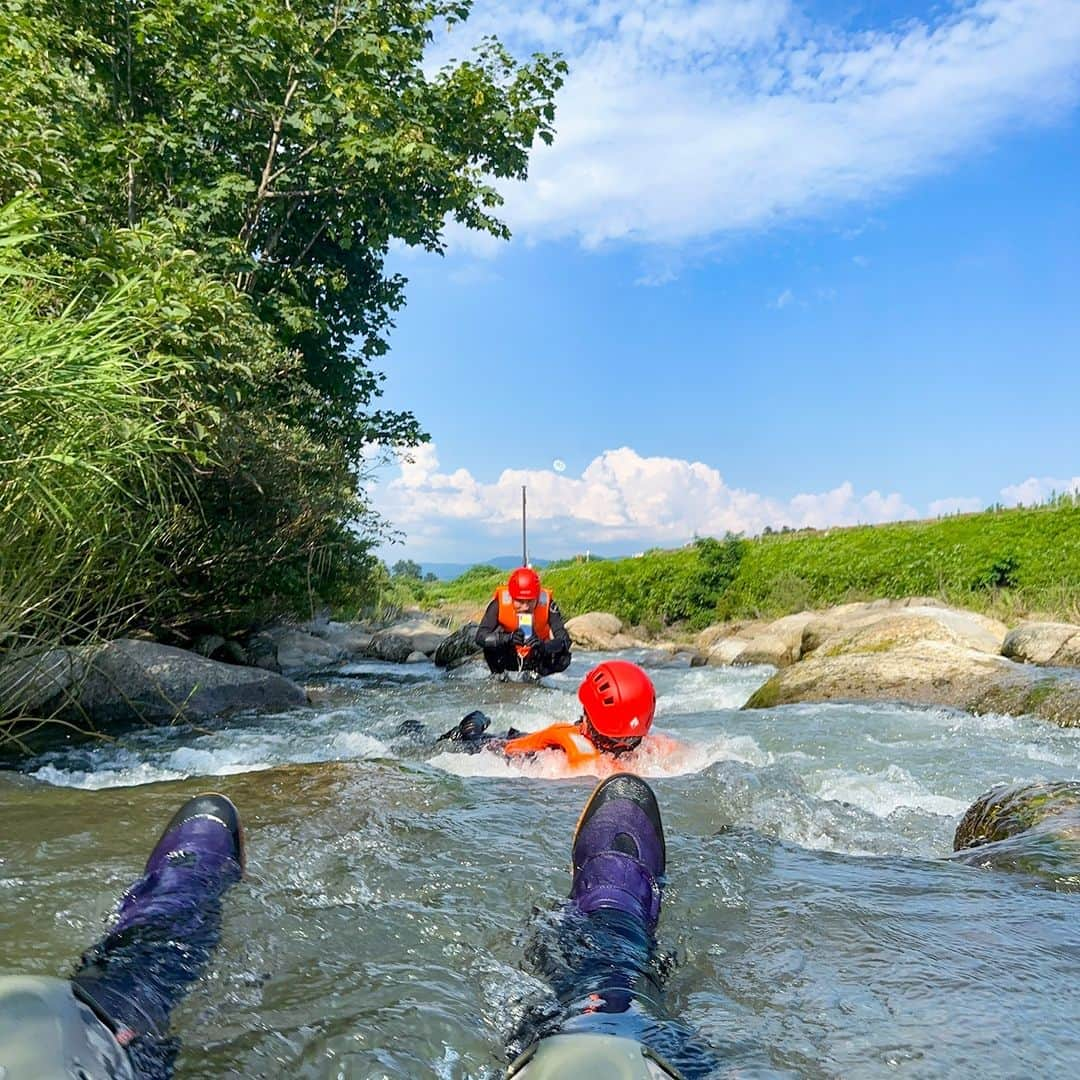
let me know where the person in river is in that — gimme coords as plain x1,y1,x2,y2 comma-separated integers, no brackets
0,792,244,1079
439,659,681,770
507,772,718,1078
475,566,572,679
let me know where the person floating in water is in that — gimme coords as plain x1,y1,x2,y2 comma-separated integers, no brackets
440,660,682,770
0,793,244,1079
507,772,718,1078
475,566,572,679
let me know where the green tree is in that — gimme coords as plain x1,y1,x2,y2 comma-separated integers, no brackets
1,0,565,456
392,559,422,580
0,0,565,629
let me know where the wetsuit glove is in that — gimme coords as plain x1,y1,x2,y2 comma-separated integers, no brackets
438,710,491,743
485,628,512,648
510,628,536,647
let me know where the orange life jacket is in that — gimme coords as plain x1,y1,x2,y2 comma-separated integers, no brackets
503,723,599,767
494,588,553,640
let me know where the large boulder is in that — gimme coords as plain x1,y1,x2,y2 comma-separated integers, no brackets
565,612,638,650
1002,622,1080,667
802,603,1006,658
433,623,483,669
743,639,1080,727
29,639,306,729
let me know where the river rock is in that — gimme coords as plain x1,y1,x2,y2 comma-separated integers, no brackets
29,639,306,729
743,640,1080,726
365,632,414,663
405,651,428,664
802,604,1006,658
565,612,638,650
304,620,374,657
0,648,88,718
1002,622,1080,667
433,623,483,668
700,611,814,667
953,780,1080,851
271,628,346,675
244,630,282,673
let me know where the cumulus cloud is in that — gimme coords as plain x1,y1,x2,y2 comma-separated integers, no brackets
928,496,984,516
1000,475,1080,506
433,0,1080,249
371,444,919,558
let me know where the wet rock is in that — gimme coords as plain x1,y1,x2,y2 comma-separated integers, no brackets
743,640,1080,726
29,639,306,729
244,631,281,673
405,651,428,663
193,635,247,666
1002,622,1080,667
365,632,414,663
433,623,482,668
954,780,1080,851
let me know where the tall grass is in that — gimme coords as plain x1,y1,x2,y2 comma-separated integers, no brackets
0,203,195,692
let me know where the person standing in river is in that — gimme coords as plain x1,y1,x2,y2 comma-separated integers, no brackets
0,793,244,1079
475,566,572,678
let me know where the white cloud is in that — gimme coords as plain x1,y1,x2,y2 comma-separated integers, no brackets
1000,475,1080,506
771,287,794,308
371,443,919,558
435,0,1080,249
928,496,984,516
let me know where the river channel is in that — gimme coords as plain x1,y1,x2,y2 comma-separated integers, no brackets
2,651,1080,1077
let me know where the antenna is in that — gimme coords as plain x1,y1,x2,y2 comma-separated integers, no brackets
521,485,528,566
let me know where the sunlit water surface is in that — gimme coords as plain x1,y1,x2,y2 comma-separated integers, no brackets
3,651,1080,1077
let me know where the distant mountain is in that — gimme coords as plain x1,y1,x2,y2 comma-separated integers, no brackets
420,555,549,580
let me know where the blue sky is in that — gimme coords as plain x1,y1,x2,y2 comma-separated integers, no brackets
369,0,1080,563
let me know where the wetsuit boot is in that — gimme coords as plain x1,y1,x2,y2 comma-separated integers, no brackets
570,773,665,931
69,793,244,1074
508,775,683,1079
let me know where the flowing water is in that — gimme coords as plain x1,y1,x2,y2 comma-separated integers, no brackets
3,651,1080,1077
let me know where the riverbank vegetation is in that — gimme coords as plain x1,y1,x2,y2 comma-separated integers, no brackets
422,502,1080,632
0,0,564,654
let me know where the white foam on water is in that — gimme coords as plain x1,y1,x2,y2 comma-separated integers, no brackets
30,761,188,790
29,728,390,790
655,664,773,715
428,729,771,782
812,764,970,819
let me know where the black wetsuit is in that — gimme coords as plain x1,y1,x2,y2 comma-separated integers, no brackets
474,598,573,676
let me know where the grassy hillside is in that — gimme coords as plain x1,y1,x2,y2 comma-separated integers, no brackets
420,503,1080,632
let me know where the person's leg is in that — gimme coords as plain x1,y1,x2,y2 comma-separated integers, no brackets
508,775,716,1080
483,641,517,675
536,648,572,677
70,793,244,1075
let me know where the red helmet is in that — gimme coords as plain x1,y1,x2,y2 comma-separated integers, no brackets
578,660,656,740
507,566,541,601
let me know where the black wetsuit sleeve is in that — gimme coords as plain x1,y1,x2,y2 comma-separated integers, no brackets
546,600,572,655
475,599,506,648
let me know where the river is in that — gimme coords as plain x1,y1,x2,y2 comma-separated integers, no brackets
2,651,1080,1077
